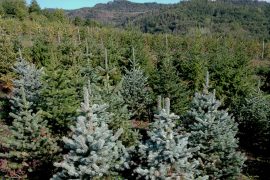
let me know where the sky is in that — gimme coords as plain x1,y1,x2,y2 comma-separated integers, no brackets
25,0,181,10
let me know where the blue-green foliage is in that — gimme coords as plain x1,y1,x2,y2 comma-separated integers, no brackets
0,87,58,178
187,72,246,179
10,54,43,112
121,48,151,118
52,87,130,179
135,98,201,179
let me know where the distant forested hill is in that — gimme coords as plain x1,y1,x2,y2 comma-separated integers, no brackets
65,0,270,39
66,0,170,25
123,0,270,39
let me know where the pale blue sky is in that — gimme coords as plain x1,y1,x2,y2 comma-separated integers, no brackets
26,0,181,10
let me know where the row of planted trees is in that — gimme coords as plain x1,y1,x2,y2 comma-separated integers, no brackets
0,44,247,179
0,15,269,179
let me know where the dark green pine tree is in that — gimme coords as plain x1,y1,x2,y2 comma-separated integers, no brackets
152,37,190,115
234,89,270,154
80,39,101,84
40,59,80,135
121,48,151,119
0,87,58,179
96,48,117,92
186,72,246,179
0,34,16,82
28,0,41,14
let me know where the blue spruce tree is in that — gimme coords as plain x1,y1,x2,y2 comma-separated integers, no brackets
0,87,58,179
186,72,246,179
10,50,43,112
51,86,130,179
135,97,201,179
121,47,150,119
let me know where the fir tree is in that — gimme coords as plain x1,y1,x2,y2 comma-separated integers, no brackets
121,48,151,119
152,53,189,115
80,40,101,84
10,51,43,112
51,87,130,179
135,98,201,179
90,78,139,147
94,50,139,146
0,87,58,178
40,59,80,135
234,89,270,154
186,72,246,179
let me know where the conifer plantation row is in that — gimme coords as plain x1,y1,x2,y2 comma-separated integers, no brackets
0,0,270,179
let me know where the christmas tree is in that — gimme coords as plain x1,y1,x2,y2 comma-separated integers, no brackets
186,72,246,179
10,50,43,112
40,59,80,134
234,89,270,154
152,54,189,115
94,50,139,146
51,86,130,179
0,87,58,178
135,97,201,179
121,47,150,119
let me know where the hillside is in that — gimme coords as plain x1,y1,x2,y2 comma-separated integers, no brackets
66,0,170,25
123,0,270,39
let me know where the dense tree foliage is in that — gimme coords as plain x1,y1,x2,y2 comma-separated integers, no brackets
0,0,269,179
135,98,202,179
186,73,246,179
52,87,130,179
0,0,28,20
234,89,270,155
121,48,151,119
0,87,58,179
28,0,41,14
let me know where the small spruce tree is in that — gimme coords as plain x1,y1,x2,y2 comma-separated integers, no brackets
0,87,58,178
135,97,200,179
234,89,270,154
10,51,43,112
186,72,246,179
95,50,139,146
121,48,150,119
51,87,130,179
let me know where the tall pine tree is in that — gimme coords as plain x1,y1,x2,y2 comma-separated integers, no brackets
151,37,190,115
234,89,270,155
